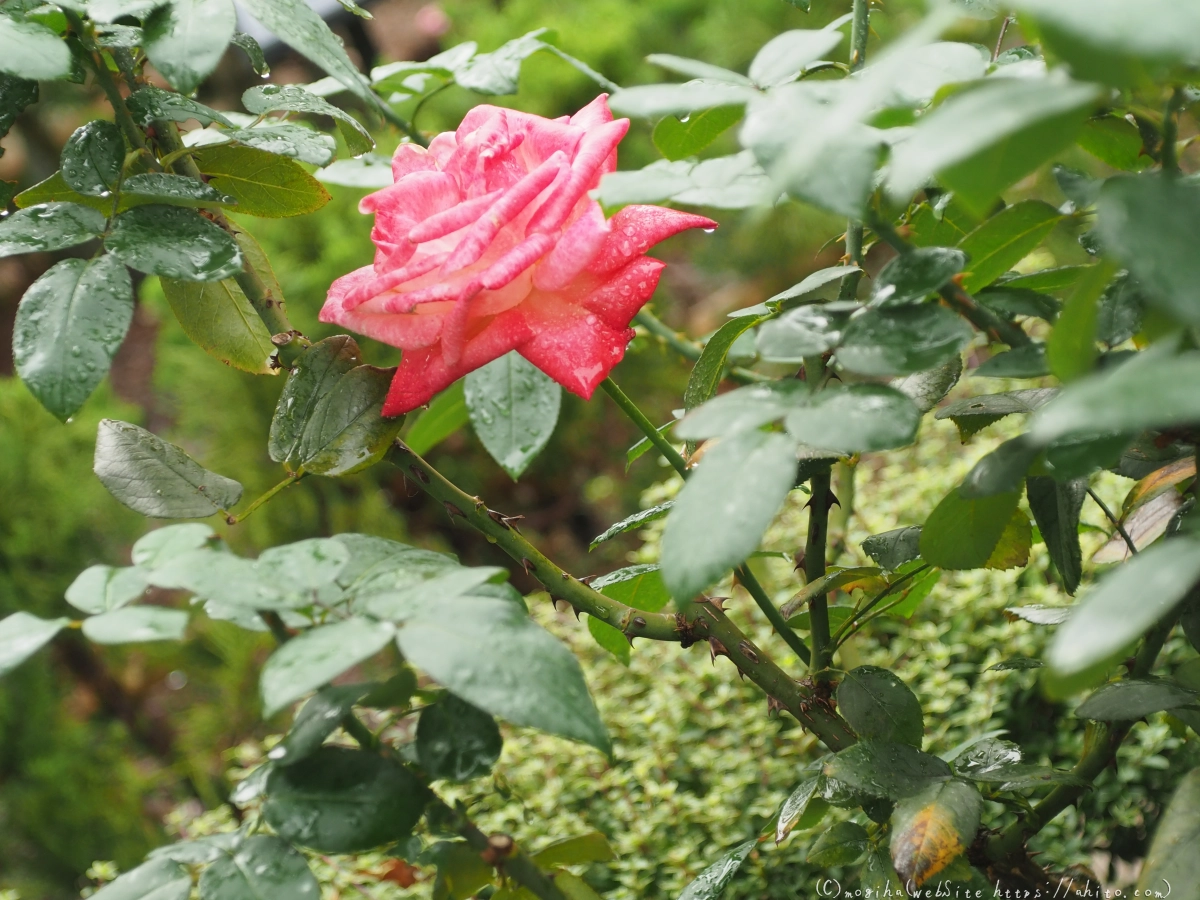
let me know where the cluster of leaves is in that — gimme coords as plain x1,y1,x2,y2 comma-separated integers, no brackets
4,0,1200,897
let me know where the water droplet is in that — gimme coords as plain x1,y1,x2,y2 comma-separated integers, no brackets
703,227,716,234
70,345,81,356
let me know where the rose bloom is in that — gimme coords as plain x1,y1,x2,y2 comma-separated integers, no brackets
320,94,716,416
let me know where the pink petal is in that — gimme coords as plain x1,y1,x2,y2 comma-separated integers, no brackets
360,171,460,219
579,256,666,328
588,206,717,276
526,119,629,234
384,274,478,312
441,150,568,275
569,94,614,129
345,251,448,311
322,268,445,350
478,233,554,291
517,295,633,398
390,143,437,182
427,132,458,168
533,203,611,291
407,189,502,245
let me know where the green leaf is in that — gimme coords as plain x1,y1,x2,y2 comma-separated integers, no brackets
0,15,72,80
870,247,966,308
198,835,318,900
957,200,1062,293
455,29,615,96
780,568,881,621
123,173,235,208
960,437,1039,499
808,821,869,866
936,388,1057,441
891,356,963,414
13,255,133,421
417,693,503,781
295,364,404,476
531,833,615,869
678,840,756,900
132,523,215,567
403,382,468,456
785,384,920,454
144,0,235,94
225,123,337,167
264,746,428,852
685,316,763,415
1076,678,1197,721
1097,175,1200,327
396,595,609,752
887,566,942,619
837,305,972,377
776,777,828,844
661,429,797,601
1030,349,1200,446
231,31,269,75
1049,539,1200,679
977,288,1061,323
1000,265,1089,293
907,199,976,249
609,83,757,119
974,344,1049,378
645,54,750,85
161,274,276,375
587,616,630,667
824,741,952,800
589,502,672,551
315,154,394,188
838,665,924,748
260,617,394,716
193,144,331,218
596,152,771,210
126,86,234,127
91,859,189,900
269,335,358,464
886,77,1100,215
1047,260,1115,382
862,527,922,572
0,202,106,257
61,120,124,196
592,564,670,612
673,379,800,439
0,612,68,676
749,29,841,87
0,74,38,142
755,305,847,363
65,564,148,614
256,538,351,600
107,205,242,281
890,780,981,889
1139,767,1200,898
1026,476,1085,594
94,418,244,517
1009,0,1200,84
236,0,371,101
14,171,120,215
269,683,369,766
242,83,372,156
1077,115,1146,171
920,488,1020,570
861,847,906,897
653,106,743,162
464,351,561,480
430,841,494,900
81,606,189,644
1096,273,1146,347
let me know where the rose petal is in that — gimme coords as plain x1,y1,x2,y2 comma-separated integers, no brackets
408,189,502,244
526,119,629,235
479,233,554,291
390,143,437,182
533,203,611,292
588,205,717,276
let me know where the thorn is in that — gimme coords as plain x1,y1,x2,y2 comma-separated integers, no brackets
738,640,759,664
560,571,570,580
443,501,464,520
409,465,430,484
579,574,597,586
951,272,966,287
571,607,581,621
471,495,486,511
793,550,806,571
767,696,784,716
501,514,524,532
708,637,729,664
520,557,535,576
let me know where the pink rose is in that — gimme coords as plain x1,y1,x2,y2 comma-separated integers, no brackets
319,94,716,416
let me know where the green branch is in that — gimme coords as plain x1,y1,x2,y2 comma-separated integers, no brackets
634,310,768,384
600,378,688,476
805,469,833,671
1087,488,1138,558
64,11,150,156
387,442,856,751
737,564,811,666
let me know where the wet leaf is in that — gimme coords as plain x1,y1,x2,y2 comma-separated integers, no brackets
264,746,429,852
661,429,798,601
653,106,743,161
144,0,236,94
465,351,561,480
755,305,847,363
784,385,920,454
65,564,148,614
685,316,763,413
0,612,69,676
775,777,828,844
891,355,962,413
808,821,869,866
260,617,395,716
0,202,106,257
1076,678,1197,721
224,124,337,167
1005,605,1071,625
13,255,133,421
417,693,503,781
937,388,1057,441
890,780,981,889
957,201,1062,293
1027,476,1086,594
161,273,276,375
1138,767,1200,898
589,502,673,550
749,29,841,87
94,418,243,517
242,83,372,156
294,363,404,477
268,683,370,766
123,173,235,208
825,740,951,800
231,31,269,75
592,564,670,612
91,859,190,900
837,665,924,747
870,247,966,308
587,616,630,667
193,144,331,218
107,205,242,281
126,86,234,127
198,835,319,900
61,120,124,196
960,437,1039,499
678,839,756,900
862,526,923,572
0,16,72,80
920,488,1020,570
1047,260,1114,383
81,606,189,644
974,344,1049,378
609,83,757,119
837,305,972,377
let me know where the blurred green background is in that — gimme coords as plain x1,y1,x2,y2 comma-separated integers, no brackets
0,0,1191,896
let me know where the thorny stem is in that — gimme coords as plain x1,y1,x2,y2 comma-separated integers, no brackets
836,0,870,303
387,442,857,751
600,377,688,477
867,211,1032,348
1161,86,1185,176
1087,488,1138,558
805,469,833,671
